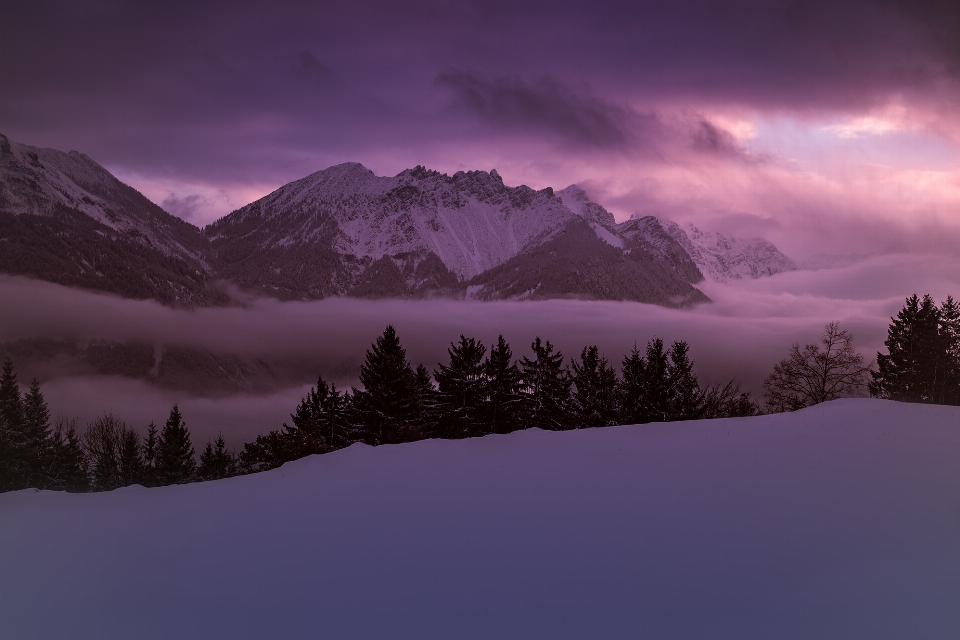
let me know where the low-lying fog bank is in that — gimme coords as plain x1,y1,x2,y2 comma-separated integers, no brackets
3,251,960,444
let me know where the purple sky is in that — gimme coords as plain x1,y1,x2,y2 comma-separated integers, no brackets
3,0,960,260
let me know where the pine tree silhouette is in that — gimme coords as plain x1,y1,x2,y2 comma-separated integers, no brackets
155,404,196,484
871,294,943,402
199,434,237,481
518,337,570,430
352,326,419,445
434,335,487,438
141,421,158,487
0,358,26,491
22,378,52,488
569,345,619,428
484,336,522,434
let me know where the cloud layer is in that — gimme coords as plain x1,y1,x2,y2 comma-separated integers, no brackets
1,0,959,257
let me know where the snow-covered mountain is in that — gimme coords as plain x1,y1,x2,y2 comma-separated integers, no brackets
3,400,958,639
656,218,798,282
0,133,221,305
1,133,791,306
205,164,709,305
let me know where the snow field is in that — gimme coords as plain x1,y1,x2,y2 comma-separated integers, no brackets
1,399,959,639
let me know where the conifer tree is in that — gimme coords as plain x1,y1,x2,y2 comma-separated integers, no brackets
413,363,438,439
0,358,27,491
47,417,89,492
618,338,695,423
518,337,571,430
199,434,237,481
936,296,960,404
618,345,647,425
484,336,522,434
351,326,419,445
666,341,701,421
141,421,158,487
434,335,488,438
870,295,942,402
22,378,52,488
569,345,619,428
155,404,196,484
117,428,145,487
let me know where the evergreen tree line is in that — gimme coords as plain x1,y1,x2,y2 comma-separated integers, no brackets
0,357,234,493
26,296,958,494
237,326,760,473
870,294,960,404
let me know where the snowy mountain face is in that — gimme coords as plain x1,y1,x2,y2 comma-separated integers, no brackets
0,134,208,265
3,133,784,306
0,134,220,306
207,165,608,285
657,218,797,282
205,164,708,304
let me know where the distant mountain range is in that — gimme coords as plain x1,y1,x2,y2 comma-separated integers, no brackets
0,134,797,308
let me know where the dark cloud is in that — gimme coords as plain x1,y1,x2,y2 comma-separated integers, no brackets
2,0,958,184
437,72,635,148
690,120,744,157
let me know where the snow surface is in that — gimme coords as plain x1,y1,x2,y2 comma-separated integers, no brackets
2,399,960,639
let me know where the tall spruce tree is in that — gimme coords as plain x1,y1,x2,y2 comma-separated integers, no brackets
351,326,419,445
141,421,158,487
434,335,488,438
667,341,701,421
569,345,619,428
0,358,26,491
870,294,943,402
618,345,647,425
518,337,571,430
618,338,673,424
618,338,695,424
936,296,960,404
22,378,52,488
155,404,196,484
484,335,522,434
413,364,438,439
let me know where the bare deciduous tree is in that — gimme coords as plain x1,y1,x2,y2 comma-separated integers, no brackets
764,322,872,412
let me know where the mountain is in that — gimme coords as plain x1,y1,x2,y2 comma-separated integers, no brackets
656,218,798,282
205,164,608,299
3,400,958,639
205,164,709,306
0,134,224,306
465,218,709,306
1,134,790,307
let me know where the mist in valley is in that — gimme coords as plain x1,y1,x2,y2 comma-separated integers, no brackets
4,250,960,447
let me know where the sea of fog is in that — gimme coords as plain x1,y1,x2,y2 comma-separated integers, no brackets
3,251,960,446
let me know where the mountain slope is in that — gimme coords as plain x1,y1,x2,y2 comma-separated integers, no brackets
204,164,593,298
2,400,958,639
466,218,710,306
659,218,797,282
0,133,222,306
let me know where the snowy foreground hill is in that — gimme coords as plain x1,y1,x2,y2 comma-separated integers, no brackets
2,399,959,639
